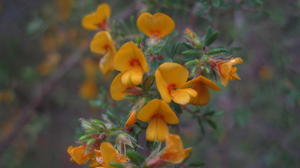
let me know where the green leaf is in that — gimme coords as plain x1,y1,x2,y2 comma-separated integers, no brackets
85,129,99,134
206,119,217,130
182,49,201,56
91,119,107,128
86,138,95,146
79,135,91,141
185,59,200,67
126,150,145,165
183,42,194,49
207,47,228,55
109,162,125,168
205,32,219,46
189,161,205,167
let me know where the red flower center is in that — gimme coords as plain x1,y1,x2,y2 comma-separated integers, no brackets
150,30,161,37
97,20,107,30
129,59,141,67
103,44,111,51
167,83,176,94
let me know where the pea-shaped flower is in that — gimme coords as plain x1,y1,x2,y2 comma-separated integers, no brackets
82,3,111,30
155,62,197,105
137,99,179,141
67,145,93,165
90,31,116,75
137,12,175,39
113,41,149,86
217,57,243,86
184,75,220,105
160,134,192,164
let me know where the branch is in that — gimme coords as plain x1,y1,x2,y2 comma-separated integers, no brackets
0,43,87,157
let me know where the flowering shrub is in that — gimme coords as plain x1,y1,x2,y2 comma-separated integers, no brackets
68,3,243,168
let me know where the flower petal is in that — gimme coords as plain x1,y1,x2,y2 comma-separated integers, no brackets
146,117,169,141
114,42,149,72
90,31,115,54
82,13,98,30
130,68,143,85
137,99,160,122
110,73,128,100
67,145,92,165
125,110,137,127
159,100,179,124
189,84,210,106
171,89,191,105
99,50,115,76
155,70,172,102
156,62,188,88
95,3,111,22
184,75,220,91
137,12,175,38
160,134,191,164
100,142,118,168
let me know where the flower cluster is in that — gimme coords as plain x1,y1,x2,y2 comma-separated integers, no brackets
68,3,243,168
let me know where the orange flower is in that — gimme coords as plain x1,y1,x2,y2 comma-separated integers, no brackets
82,3,111,30
113,41,149,86
137,99,179,141
100,142,128,168
155,62,197,105
184,75,220,105
79,79,98,100
160,134,192,164
90,31,116,75
137,12,175,39
217,57,243,86
67,145,93,165
125,110,137,127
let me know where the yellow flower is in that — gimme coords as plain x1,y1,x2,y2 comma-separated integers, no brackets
82,3,111,30
160,134,192,164
125,110,137,127
217,57,243,86
110,72,129,100
82,58,98,78
67,145,93,165
184,75,220,105
79,79,98,100
137,12,175,39
137,99,179,141
155,62,197,105
100,142,128,168
113,41,149,86
90,31,116,75
90,31,115,54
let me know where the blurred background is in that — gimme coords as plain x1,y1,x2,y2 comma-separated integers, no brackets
0,0,299,167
